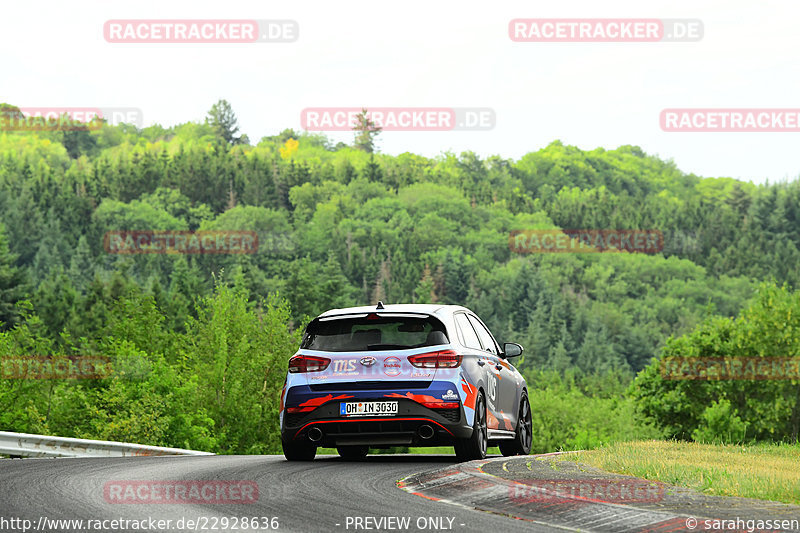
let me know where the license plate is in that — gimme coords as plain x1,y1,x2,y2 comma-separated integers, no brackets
340,401,398,417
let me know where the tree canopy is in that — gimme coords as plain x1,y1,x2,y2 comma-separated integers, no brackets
0,101,798,450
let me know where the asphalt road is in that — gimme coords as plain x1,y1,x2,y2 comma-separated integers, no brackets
0,454,554,533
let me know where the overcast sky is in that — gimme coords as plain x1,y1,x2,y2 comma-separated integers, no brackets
4,0,799,184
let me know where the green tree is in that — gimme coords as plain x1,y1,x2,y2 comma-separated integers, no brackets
69,235,95,294
207,99,246,145
183,281,300,453
60,122,97,159
631,283,800,442
33,270,79,339
0,223,28,331
352,108,382,153
691,399,748,444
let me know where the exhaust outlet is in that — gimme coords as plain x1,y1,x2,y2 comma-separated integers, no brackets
308,427,323,442
418,425,435,440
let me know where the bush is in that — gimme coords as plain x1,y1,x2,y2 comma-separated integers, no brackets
631,283,800,443
692,399,748,444
525,370,663,453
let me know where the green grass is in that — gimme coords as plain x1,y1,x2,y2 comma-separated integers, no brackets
561,440,800,505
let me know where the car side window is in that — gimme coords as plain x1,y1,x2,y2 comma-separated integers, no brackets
467,315,499,355
454,313,482,350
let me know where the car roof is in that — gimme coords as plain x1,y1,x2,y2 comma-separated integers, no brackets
316,303,471,318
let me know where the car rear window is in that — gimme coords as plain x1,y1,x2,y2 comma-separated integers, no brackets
301,314,449,352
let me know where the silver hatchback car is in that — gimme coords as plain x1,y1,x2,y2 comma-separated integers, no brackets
279,302,532,461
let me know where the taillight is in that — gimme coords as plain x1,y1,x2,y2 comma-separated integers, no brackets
286,406,317,413
421,401,460,409
407,350,462,368
288,354,331,373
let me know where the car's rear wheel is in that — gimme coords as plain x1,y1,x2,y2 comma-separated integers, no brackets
454,393,487,461
499,394,532,456
337,445,369,460
282,438,317,461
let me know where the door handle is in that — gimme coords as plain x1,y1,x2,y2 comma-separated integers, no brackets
495,364,503,370
477,360,486,366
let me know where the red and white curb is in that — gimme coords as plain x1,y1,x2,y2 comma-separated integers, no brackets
397,454,696,533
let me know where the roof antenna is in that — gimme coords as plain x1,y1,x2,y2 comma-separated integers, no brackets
376,301,385,310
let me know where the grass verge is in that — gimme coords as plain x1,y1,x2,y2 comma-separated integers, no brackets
561,440,800,505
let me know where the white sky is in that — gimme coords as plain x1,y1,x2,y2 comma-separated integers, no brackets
4,0,800,184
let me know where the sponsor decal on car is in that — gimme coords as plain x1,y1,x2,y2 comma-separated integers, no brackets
487,373,498,408
291,393,354,413
498,411,514,431
331,359,360,376
442,389,459,401
383,356,402,376
460,376,477,409
385,392,442,404
488,411,501,429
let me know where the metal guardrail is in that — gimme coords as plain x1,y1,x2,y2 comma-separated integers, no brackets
0,431,214,458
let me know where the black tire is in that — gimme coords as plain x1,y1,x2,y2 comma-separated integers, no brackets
337,445,369,460
282,438,317,461
454,393,487,461
499,394,532,457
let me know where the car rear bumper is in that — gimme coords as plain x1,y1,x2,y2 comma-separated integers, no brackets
281,396,473,447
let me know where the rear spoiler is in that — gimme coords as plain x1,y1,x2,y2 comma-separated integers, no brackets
317,312,432,322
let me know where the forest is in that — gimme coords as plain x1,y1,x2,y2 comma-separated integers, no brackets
1,100,798,453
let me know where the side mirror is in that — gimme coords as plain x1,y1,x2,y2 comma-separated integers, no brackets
503,342,523,358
